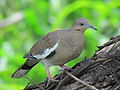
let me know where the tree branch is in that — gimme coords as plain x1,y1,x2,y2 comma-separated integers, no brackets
0,12,24,28
24,35,120,90
64,71,98,90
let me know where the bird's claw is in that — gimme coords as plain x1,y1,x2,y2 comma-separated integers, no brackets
45,78,60,88
60,65,72,72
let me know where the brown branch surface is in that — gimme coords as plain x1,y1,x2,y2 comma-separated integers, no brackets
24,35,120,90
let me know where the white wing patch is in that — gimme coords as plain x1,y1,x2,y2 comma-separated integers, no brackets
33,40,59,59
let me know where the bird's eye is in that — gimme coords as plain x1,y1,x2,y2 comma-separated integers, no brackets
80,23,84,26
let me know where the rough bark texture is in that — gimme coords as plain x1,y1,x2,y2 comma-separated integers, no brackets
24,35,120,90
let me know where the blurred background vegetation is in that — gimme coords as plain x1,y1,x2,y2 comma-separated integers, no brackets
0,0,120,90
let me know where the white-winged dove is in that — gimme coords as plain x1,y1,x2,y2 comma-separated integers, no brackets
12,18,97,81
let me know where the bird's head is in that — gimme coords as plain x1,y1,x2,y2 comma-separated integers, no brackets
71,18,97,32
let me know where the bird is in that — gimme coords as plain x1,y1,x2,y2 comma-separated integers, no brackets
11,18,97,81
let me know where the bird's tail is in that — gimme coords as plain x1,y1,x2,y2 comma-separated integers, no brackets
11,59,39,78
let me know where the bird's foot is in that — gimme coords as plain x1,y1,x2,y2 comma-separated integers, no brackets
45,78,60,88
60,65,72,72
50,78,60,82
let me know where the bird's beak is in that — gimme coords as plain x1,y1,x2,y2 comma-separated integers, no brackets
88,25,97,30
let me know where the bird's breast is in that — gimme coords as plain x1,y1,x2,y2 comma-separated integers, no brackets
44,31,84,66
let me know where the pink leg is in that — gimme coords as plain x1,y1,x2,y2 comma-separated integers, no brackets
60,64,70,71
45,67,52,87
45,67,59,87
46,67,55,81
46,67,52,80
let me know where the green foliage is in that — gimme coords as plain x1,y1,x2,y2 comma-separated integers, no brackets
0,0,120,89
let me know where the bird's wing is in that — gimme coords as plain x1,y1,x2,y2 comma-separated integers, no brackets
23,31,59,60
11,31,59,78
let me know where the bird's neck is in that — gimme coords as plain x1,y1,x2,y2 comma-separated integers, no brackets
69,27,85,33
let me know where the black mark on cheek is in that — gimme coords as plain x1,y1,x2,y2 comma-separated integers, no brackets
75,29,81,31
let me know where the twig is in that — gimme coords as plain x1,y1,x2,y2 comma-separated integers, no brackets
18,72,45,90
0,12,24,28
65,71,98,90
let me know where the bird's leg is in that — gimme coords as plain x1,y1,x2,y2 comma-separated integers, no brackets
60,64,70,71
46,68,60,81
46,67,53,80
45,67,60,87
45,67,53,87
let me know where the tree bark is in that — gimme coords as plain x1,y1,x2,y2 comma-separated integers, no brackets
24,35,120,90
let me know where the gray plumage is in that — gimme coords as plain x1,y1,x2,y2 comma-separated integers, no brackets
11,18,97,78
